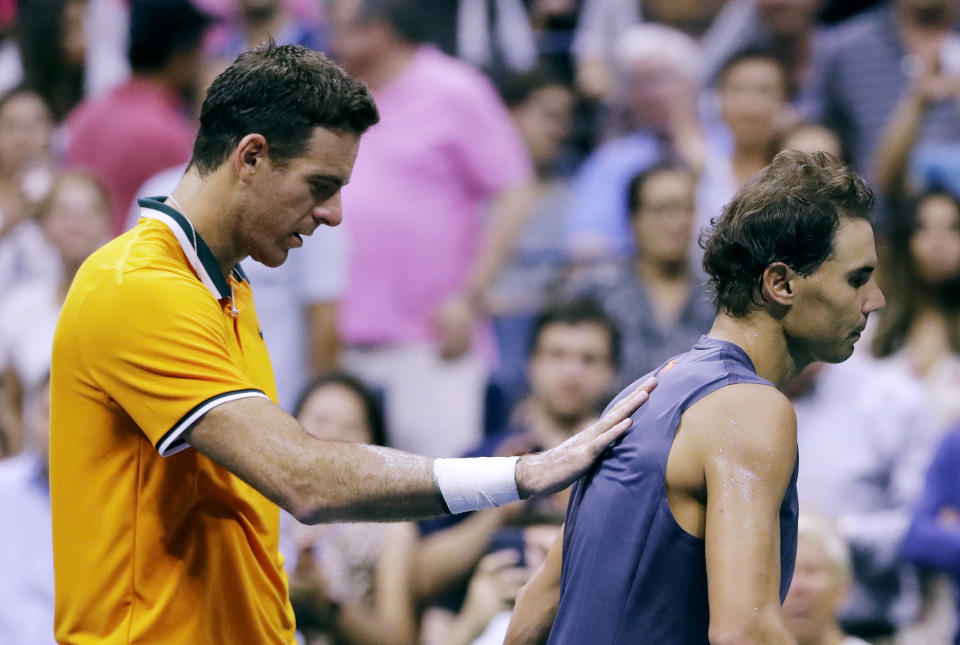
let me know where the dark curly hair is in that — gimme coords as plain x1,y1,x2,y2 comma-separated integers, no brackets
701,150,875,317
189,42,379,175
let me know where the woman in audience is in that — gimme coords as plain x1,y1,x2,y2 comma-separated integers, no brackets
871,190,960,433
571,160,714,385
283,372,419,645
784,511,869,645
0,170,109,456
0,87,58,301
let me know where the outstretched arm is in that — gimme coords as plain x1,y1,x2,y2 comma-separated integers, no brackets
185,378,656,524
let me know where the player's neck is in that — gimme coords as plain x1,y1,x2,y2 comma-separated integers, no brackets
708,312,801,389
169,169,242,279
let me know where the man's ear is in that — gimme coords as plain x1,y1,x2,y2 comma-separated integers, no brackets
234,134,268,183
761,261,796,307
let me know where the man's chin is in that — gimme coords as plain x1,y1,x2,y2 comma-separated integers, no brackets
251,249,288,268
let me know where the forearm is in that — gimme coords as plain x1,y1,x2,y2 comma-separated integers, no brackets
334,602,418,645
188,400,446,523
901,516,960,575
872,89,925,195
709,610,796,645
464,181,539,302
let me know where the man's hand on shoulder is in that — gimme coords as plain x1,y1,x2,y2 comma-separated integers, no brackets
515,377,656,498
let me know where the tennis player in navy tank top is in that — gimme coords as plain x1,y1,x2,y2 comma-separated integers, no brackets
506,151,887,645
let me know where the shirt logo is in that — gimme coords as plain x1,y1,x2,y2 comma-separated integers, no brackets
658,359,678,375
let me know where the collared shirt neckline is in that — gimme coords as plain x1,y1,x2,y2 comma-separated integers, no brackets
137,196,247,301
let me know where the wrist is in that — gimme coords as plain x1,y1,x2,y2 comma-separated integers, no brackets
434,456,521,514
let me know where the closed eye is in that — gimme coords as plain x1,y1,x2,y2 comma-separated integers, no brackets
847,267,874,288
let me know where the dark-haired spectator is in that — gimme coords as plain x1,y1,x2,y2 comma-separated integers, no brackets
280,372,419,645
564,23,710,263
773,120,845,159
784,511,871,645
872,190,960,433
0,171,110,457
901,423,960,645
702,0,825,111
65,0,211,235
488,69,576,391
810,0,960,178
0,377,54,644
700,49,788,246
212,0,326,63
0,88,59,302
327,0,536,457
414,298,618,638
571,162,714,386
17,0,86,122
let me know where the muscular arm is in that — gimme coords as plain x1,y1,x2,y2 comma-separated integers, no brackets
504,529,563,645
693,385,798,645
185,380,654,524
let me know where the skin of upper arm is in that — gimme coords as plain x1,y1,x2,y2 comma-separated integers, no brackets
692,385,797,644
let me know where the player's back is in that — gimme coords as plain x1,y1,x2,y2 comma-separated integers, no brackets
549,335,799,645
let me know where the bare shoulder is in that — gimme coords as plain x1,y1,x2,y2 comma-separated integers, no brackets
680,384,797,467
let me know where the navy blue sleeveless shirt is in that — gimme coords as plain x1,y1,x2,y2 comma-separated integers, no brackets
548,336,799,644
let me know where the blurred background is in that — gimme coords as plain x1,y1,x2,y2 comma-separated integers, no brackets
3,1,960,644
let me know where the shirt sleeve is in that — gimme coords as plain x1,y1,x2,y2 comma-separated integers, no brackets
447,72,533,198
77,268,269,456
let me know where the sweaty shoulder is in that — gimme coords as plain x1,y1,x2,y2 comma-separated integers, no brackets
681,383,797,465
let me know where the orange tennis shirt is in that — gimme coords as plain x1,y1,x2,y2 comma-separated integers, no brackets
50,198,297,644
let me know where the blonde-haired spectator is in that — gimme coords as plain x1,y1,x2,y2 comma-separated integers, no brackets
784,511,870,645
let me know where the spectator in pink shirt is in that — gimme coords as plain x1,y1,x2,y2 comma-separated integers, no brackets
327,0,536,457
64,0,211,236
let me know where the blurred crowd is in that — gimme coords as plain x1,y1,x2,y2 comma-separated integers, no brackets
1,0,960,644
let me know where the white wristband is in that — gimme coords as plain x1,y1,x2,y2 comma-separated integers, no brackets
433,456,521,514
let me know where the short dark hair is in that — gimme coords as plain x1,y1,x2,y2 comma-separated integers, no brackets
189,42,380,175
528,299,621,369
354,0,429,44
715,47,787,92
128,0,211,73
701,150,875,317
627,160,692,215
497,68,569,110
293,372,388,447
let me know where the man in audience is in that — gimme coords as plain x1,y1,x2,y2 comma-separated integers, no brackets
572,162,714,385
415,298,620,617
810,0,960,174
65,0,210,234
488,69,577,394
563,23,708,264
327,0,537,457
